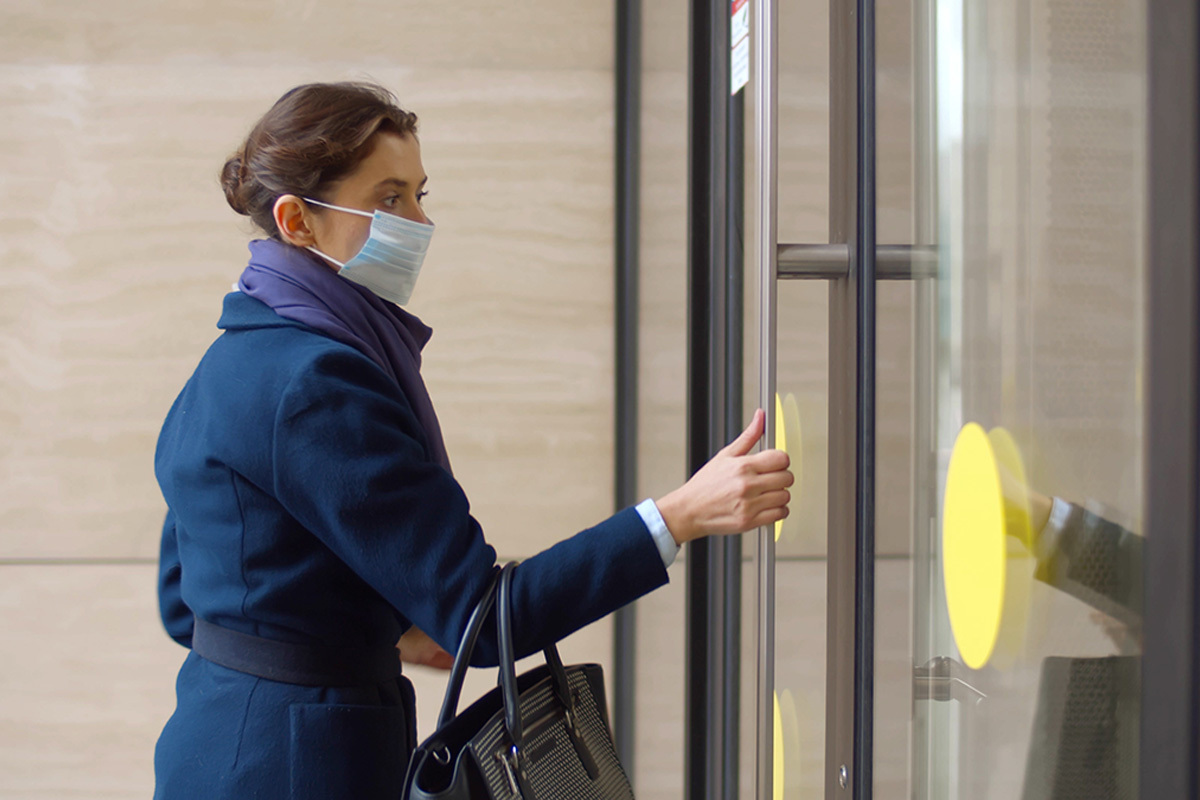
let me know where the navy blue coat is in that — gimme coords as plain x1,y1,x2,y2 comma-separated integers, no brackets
153,292,668,799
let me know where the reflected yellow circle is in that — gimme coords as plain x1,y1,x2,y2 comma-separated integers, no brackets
942,423,1006,669
989,426,1033,550
987,426,1035,668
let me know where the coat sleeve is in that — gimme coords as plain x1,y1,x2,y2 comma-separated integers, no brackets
270,349,669,666
1033,501,1143,627
158,508,195,647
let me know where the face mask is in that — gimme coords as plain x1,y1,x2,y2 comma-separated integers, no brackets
303,198,434,306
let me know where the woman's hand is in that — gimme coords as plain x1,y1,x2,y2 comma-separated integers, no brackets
397,625,454,670
655,408,792,545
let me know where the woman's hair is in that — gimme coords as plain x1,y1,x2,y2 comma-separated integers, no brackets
220,82,419,237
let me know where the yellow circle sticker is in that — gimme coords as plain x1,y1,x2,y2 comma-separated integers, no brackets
774,394,786,542
942,423,1007,669
773,692,785,799
773,393,802,543
772,688,802,800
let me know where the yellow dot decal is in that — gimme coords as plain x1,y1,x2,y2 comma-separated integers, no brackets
942,423,1006,669
774,394,786,542
781,394,802,543
774,393,802,543
773,692,785,800
778,688,801,798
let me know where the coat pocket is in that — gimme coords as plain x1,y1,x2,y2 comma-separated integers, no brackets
289,703,411,800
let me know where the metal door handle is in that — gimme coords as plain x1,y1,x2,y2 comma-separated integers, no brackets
913,656,987,705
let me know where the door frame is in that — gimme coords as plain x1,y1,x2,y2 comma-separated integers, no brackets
1142,0,1200,796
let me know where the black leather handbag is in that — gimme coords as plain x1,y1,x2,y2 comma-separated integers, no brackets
402,563,636,800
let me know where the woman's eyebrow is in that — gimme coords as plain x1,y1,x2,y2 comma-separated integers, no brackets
373,176,430,191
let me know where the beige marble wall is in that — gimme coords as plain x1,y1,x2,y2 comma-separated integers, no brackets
0,61,623,560
0,2,642,797
632,3,688,795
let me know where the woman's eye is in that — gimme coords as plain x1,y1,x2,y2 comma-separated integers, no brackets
416,190,429,204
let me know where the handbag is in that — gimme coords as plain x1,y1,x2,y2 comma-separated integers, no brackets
402,562,636,800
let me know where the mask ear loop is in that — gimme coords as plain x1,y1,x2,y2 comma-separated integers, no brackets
302,197,375,218
300,197,375,268
306,246,345,268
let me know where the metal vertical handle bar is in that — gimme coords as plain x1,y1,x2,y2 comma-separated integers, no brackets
753,0,778,797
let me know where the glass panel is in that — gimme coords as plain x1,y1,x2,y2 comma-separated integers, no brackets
875,280,919,799
777,0,831,244
773,280,830,799
908,0,1148,796
877,0,917,246
876,0,928,786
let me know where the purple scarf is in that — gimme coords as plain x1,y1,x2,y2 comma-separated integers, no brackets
237,238,451,473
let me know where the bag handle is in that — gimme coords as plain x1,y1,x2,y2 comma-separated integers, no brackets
435,566,503,728
433,563,571,731
496,562,524,746
496,563,577,749
432,562,601,785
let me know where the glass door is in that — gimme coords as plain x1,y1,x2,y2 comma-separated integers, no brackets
751,0,1150,795
912,0,1147,796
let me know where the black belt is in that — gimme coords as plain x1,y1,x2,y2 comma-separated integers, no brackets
191,617,402,687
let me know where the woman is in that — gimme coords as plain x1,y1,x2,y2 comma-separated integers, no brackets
153,82,792,799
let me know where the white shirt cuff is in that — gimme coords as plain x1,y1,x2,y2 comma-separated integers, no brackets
635,498,680,569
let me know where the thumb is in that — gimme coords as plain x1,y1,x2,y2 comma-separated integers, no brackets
723,408,765,457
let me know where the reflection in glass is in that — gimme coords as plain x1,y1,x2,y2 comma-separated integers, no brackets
912,0,1147,794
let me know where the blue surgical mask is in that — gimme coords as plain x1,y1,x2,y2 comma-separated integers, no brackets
303,198,434,306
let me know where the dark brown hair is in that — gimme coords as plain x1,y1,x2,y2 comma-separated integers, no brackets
221,82,419,237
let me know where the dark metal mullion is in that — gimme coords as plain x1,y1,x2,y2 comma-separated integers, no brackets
685,0,735,798
612,0,641,780
852,0,877,798
1142,0,1200,796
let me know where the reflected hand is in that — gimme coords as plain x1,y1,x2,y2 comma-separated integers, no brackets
1090,610,1142,654
656,409,793,545
995,458,1053,544
397,625,454,670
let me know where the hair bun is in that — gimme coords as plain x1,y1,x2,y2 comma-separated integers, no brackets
220,82,419,237
220,153,250,215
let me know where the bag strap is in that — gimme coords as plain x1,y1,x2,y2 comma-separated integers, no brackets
435,566,503,728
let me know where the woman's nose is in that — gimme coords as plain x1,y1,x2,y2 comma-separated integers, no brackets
404,205,430,226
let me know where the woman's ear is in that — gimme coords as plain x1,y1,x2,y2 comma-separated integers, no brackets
272,195,315,246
